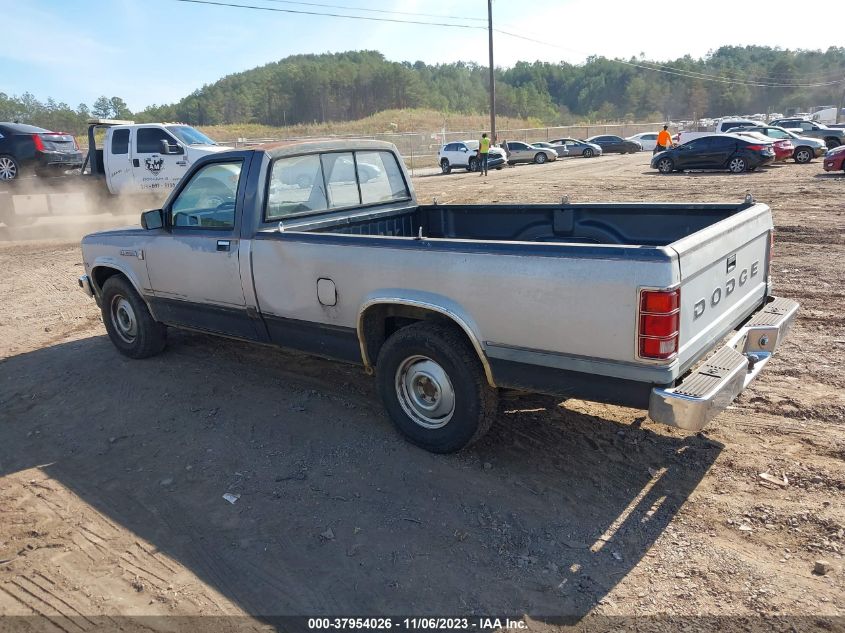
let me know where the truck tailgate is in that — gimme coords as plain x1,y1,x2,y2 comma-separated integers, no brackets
672,203,773,372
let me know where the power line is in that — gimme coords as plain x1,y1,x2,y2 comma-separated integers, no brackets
174,0,845,88
174,0,487,29
494,29,845,88
260,0,486,22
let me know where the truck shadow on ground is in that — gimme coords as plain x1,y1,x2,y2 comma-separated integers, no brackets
0,331,721,622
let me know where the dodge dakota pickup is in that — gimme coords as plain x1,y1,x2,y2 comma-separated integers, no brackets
78,139,798,453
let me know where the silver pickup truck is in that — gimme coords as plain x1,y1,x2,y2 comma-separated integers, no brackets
78,139,798,453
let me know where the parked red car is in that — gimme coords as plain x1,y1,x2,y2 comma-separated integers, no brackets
771,139,794,162
823,145,845,172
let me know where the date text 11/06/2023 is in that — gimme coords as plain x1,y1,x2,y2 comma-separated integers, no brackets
306,618,528,630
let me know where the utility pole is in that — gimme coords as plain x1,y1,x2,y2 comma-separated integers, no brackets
488,0,496,142
837,80,845,125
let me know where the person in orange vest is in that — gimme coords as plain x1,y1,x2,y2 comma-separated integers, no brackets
655,125,674,154
478,133,490,176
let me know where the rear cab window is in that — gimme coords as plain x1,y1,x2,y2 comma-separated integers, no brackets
266,149,409,221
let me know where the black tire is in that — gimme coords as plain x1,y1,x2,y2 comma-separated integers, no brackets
467,157,477,172
440,159,451,174
824,138,841,150
534,152,547,164
656,157,675,174
0,155,20,181
582,148,594,158
728,156,747,173
376,322,498,453
101,276,167,359
793,147,813,164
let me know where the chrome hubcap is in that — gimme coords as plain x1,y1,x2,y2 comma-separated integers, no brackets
730,159,744,172
797,150,810,162
110,295,138,343
659,160,671,172
395,355,455,429
0,157,17,180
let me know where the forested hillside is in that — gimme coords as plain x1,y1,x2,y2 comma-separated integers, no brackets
2,47,843,134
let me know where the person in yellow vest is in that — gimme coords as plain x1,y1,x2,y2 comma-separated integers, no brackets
478,132,491,176
655,125,674,154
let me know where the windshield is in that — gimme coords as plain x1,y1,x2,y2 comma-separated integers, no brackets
166,125,217,145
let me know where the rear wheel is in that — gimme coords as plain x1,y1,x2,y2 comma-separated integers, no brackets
0,155,19,181
534,152,547,164
376,322,497,453
582,148,594,158
101,276,167,359
656,157,675,174
728,157,747,173
440,159,451,174
793,147,813,164
824,138,841,150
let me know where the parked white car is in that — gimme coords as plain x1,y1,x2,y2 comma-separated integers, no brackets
627,132,660,151
438,140,505,174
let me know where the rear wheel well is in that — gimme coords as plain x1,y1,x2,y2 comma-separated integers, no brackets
359,304,493,386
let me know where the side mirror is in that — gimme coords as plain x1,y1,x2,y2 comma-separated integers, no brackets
141,208,164,230
160,139,184,155
460,147,468,152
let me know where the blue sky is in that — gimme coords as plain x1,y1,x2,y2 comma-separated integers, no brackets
3,0,842,112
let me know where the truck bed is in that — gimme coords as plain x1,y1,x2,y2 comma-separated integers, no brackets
307,202,749,247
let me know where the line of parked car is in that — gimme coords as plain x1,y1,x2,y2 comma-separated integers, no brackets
437,134,646,174
650,116,845,174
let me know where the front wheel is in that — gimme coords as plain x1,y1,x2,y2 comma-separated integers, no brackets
582,148,594,158
793,147,813,164
101,276,167,359
467,157,477,172
534,153,547,164
728,157,747,173
825,138,841,150
376,322,498,453
440,159,451,174
656,157,675,174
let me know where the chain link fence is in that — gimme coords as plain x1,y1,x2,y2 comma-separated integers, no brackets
223,122,665,172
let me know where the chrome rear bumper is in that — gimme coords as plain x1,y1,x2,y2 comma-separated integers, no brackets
649,296,799,432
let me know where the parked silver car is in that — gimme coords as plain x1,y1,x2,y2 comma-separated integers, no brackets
548,137,603,158
531,141,569,157
503,141,557,164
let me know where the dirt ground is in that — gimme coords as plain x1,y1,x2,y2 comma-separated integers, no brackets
0,152,843,631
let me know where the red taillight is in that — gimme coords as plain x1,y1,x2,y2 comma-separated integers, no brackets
745,144,767,151
640,312,679,338
640,289,680,313
32,134,45,151
639,337,679,359
638,288,680,360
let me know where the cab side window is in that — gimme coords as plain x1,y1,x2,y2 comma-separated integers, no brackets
170,161,242,229
137,127,177,154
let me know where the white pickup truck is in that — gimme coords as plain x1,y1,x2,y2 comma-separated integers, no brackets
0,119,232,226
78,139,798,453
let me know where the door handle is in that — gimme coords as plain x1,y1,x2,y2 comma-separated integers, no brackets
216,240,231,252
133,159,140,167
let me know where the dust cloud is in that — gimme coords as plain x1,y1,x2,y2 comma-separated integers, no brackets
0,175,167,242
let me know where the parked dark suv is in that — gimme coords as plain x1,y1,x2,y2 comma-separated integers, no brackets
0,122,83,181
651,134,775,174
